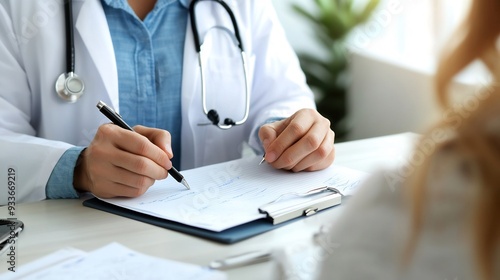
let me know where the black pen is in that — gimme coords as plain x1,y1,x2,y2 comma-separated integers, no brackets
96,100,190,190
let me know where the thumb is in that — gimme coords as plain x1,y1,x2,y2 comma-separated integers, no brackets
259,119,287,150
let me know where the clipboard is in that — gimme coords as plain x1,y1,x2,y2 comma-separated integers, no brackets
83,186,343,244
258,186,343,225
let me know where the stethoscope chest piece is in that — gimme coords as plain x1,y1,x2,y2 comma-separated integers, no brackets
55,72,85,103
56,0,85,103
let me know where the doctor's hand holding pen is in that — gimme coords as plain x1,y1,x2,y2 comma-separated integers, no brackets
73,124,174,198
258,108,335,172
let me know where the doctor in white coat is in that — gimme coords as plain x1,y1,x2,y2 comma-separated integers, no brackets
0,0,335,204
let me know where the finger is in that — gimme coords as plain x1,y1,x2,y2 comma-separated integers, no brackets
84,150,158,197
79,124,164,198
266,114,314,163
134,125,173,158
87,131,169,180
111,148,169,180
108,165,159,188
112,126,171,170
93,180,150,198
291,130,336,172
270,118,325,169
259,119,286,151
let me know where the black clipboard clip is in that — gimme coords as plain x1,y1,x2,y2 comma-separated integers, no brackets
258,186,344,225
0,219,24,256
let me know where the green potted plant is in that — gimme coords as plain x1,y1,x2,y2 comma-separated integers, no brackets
293,0,380,141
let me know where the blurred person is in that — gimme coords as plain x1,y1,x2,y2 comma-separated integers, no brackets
316,0,500,279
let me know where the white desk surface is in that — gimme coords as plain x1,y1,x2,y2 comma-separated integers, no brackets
1,132,419,279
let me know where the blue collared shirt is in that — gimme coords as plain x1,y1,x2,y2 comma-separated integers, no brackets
46,0,188,198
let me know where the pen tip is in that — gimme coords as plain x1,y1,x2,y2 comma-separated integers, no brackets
182,179,190,190
259,157,266,165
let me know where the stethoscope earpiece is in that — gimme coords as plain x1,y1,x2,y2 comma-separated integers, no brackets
223,118,235,126
207,110,220,125
55,72,85,103
205,110,236,127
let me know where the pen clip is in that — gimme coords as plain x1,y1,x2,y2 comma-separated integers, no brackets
209,250,272,270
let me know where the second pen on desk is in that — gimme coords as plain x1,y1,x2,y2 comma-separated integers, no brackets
96,100,190,190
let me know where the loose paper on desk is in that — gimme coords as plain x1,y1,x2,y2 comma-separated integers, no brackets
0,243,226,280
100,156,367,232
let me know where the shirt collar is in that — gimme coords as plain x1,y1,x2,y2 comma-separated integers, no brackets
101,0,127,9
101,0,189,10
179,0,190,8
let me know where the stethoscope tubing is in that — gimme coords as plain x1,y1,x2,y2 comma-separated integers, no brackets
190,0,250,129
64,0,75,74
57,0,248,127
189,0,244,52
56,0,84,103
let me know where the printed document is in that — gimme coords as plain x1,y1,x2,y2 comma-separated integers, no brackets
100,156,366,232
0,243,226,280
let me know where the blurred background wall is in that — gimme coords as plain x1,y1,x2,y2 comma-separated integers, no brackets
272,0,490,141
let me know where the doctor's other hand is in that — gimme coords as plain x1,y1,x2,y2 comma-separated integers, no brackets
258,108,335,172
73,124,173,198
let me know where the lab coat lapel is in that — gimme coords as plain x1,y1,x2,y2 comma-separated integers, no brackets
180,9,200,169
74,0,119,110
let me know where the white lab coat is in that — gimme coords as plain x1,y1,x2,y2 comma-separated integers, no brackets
0,0,314,203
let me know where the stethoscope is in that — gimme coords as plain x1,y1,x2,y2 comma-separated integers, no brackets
55,0,84,103
190,0,250,129
56,0,250,129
